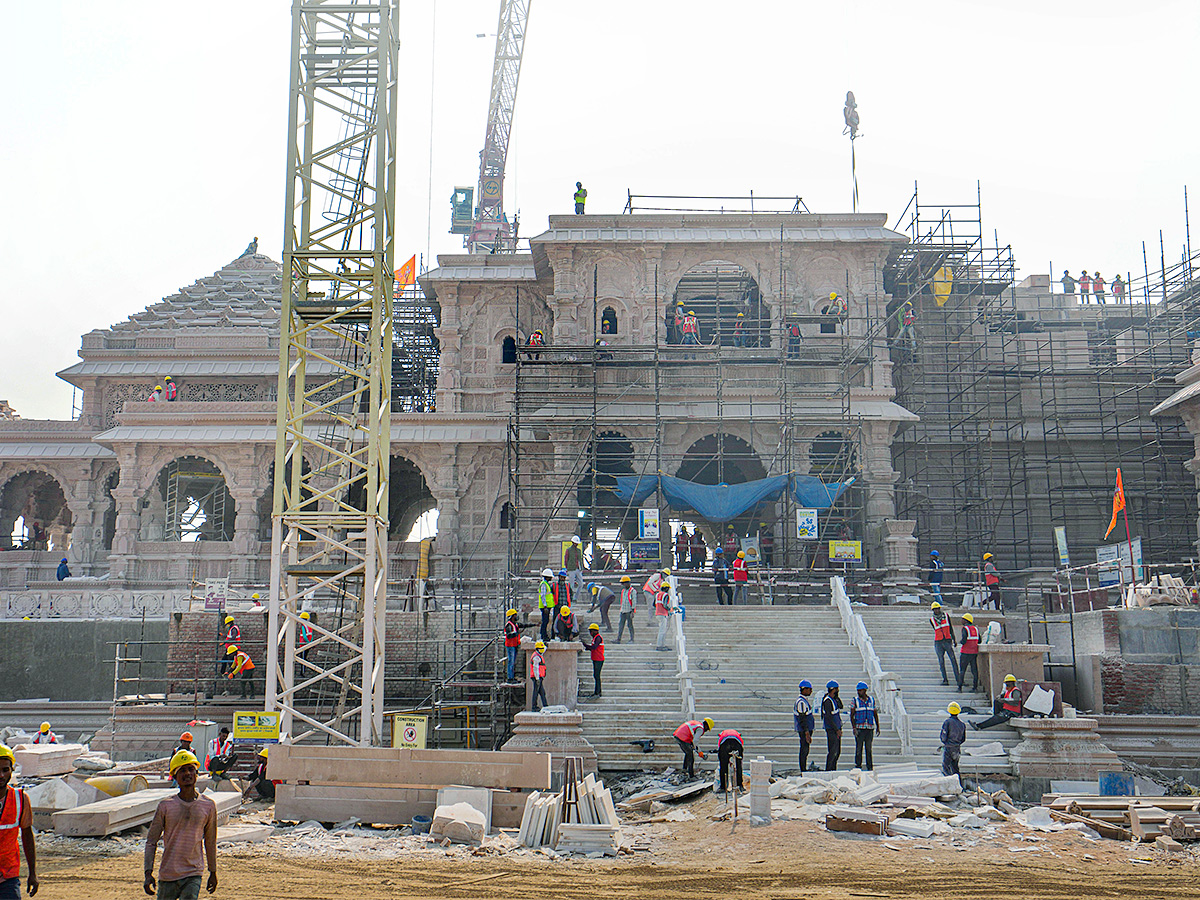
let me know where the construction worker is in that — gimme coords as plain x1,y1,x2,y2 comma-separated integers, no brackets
297,611,313,651
820,681,844,771
1060,269,1076,295
957,612,980,692
225,645,256,698
689,528,706,571
674,301,686,348
221,616,240,675
537,567,554,642
733,312,746,347
552,568,571,624
174,731,194,757
1078,270,1091,301
527,329,544,361
55,558,70,581
205,727,235,777
565,536,585,601
941,702,967,779
573,181,587,214
930,601,960,687
1113,273,1126,303
0,743,38,897
897,299,916,349
148,384,163,402
672,718,713,779
615,575,637,643
983,552,1003,610
582,623,604,698
828,291,848,318
973,674,1022,730
731,550,749,605
716,728,744,794
32,723,56,745
587,582,616,632
680,308,700,358
654,582,673,651
243,747,275,801
163,376,178,401
793,680,815,772
1093,272,1106,303
712,547,732,605
553,604,579,643
928,549,944,599
146,750,217,898
850,681,880,771
529,640,548,711
504,609,522,682
786,320,801,359
723,526,738,557
642,568,668,626
674,528,689,570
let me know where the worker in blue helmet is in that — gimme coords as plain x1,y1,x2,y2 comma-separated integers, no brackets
712,546,732,605
850,681,880,771
793,680,815,771
820,681,844,770
552,568,570,624
928,549,944,599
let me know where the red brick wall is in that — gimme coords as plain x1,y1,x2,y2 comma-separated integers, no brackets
1099,656,1200,715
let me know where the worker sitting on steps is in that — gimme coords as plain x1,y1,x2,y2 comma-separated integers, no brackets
243,748,275,801
673,718,713,780
615,575,637,644
553,604,579,643
821,681,844,771
32,723,57,745
582,623,604,698
794,680,815,771
716,728,744,794
225,645,256,698
205,727,235,779
941,702,967,780
958,612,981,692
850,681,880,771
529,640,548,712
574,181,587,214
537,568,554,643
973,674,1022,730
930,601,960,687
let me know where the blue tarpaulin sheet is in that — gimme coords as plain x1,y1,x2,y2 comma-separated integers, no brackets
609,473,854,522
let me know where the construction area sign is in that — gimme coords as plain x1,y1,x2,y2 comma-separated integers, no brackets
638,508,659,539
629,541,661,563
828,540,862,562
232,711,281,744
392,714,428,749
204,577,228,612
796,509,819,540
1097,537,1142,587
1054,526,1070,568
739,537,762,566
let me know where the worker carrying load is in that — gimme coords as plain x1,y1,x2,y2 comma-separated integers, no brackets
673,718,713,779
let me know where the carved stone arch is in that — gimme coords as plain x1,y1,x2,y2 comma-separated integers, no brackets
592,252,638,300
0,466,74,550
135,446,239,497
801,254,854,313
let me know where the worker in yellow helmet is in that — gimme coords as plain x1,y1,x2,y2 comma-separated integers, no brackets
146,749,217,897
32,722,57,745
983,552,1004,610
930,601,960,686
672,718,714,779
529,640,548,711
941,702,966,780
148,384,164,403
243,748,275,802
733,311,746,347
502,607,532,682
553,603,579,643
732,550,749,605
0,743,38,897
225,645,256,698
957,612,980,692
680,307,700,356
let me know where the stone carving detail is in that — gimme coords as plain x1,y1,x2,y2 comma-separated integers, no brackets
105,383,154,427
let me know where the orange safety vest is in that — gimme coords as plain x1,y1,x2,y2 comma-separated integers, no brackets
231,651,255,674
529,651,546,679
655,591,670,616
164,381,178,400
674,720,702,744
0,786,25,879
717,728,742,747
931,616,952,641
1002,686,1022,714
961,623,979,654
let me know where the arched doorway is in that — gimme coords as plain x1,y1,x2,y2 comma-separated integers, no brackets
346,456,435,540
576,431,638,567
143,457,235,542
671,263,768,347
675,433,769,537
1,470,71,551
258,457,313,540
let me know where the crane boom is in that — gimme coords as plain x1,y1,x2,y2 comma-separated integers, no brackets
467,0,531,254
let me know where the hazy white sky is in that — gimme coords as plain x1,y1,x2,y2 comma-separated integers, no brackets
2,1,1197,420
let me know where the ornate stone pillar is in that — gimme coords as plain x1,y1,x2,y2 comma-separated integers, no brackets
434,284,461,413
229,487,261,583
107,483,142,582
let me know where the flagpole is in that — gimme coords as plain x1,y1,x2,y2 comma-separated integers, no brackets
1121,472,1137,585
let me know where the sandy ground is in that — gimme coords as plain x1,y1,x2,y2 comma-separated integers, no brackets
28,794,1200,899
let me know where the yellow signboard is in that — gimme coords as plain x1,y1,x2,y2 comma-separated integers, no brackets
828,540,863,562
232,711,281,743
392,714,428,749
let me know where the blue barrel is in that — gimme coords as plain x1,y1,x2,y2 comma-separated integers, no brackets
1099,772,1134,796
411,815,433,835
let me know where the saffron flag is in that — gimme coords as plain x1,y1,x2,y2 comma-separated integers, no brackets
931,265,953,307
1104,468,1125,539
396,255,417,290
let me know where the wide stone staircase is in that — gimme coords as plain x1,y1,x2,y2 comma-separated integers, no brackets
855,606,1021,770
578,603,905,771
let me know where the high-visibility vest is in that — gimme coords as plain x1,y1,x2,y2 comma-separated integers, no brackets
1093,277,1105,292
504,620,520,647
574,188,586,205
206,737,232,767
984,563,1000,586
643,573,663,594
961,623,979,654
931,616,952,641
655,591,670,616
529,651,546,678
681,315,699,335
231,651,255,675
851,695,876,729
620,586,637,612
1079,274,1090,289
0,786,26,879
538,580,553,609
674,721,702,744
588,635,604,661
528,332,544,346
1002,686,1022,714
164,381,178,400
717,728,742,747
225,624,240,646
732,558,748,581
32,732,57,744
298,622,313,645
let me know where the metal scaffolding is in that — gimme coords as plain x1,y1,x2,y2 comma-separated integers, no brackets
267,0,399,747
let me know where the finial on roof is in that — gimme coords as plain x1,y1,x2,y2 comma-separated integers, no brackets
239,237,259,258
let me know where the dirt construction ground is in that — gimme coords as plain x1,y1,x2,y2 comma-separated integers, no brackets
30,795,1200,900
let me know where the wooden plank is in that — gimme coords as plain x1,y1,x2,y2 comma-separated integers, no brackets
273,784,436,825
53,790,240,837
14,744,85,778
267,745,551,790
